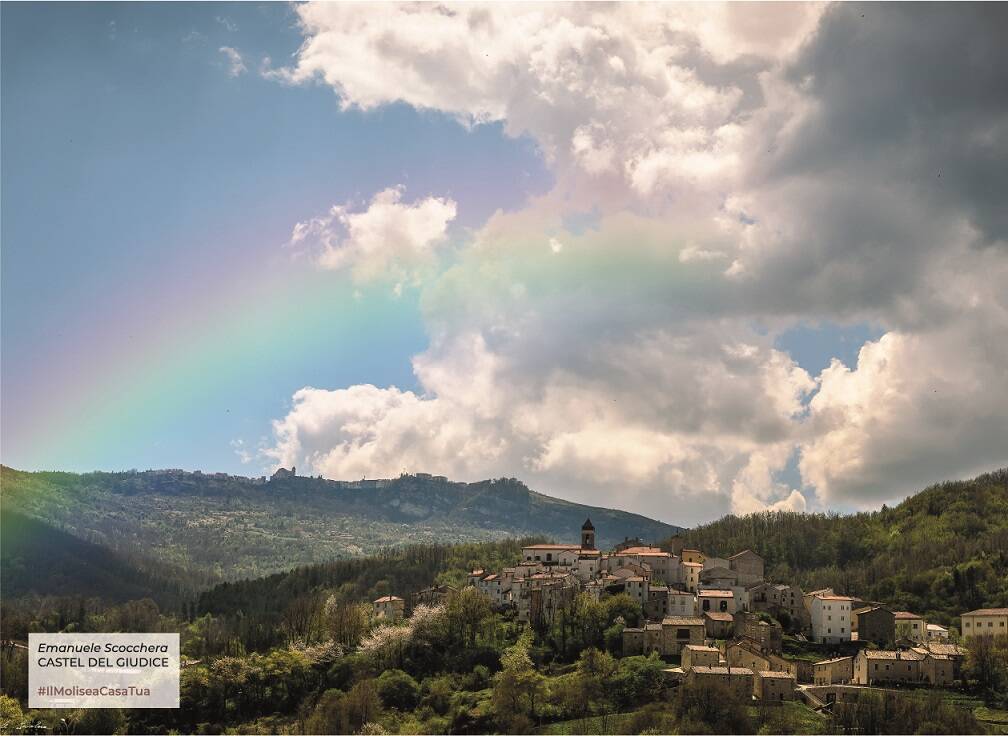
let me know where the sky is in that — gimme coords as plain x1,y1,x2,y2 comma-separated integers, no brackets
2,2,1006,526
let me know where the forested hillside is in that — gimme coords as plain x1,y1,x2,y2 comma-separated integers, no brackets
194,538,544,652
0,509,198,610
671,468,1008,627
0,466,681,582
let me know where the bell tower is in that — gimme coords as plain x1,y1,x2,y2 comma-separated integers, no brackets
581,518,596,550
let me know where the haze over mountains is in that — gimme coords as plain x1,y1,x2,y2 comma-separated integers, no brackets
0,466,682,583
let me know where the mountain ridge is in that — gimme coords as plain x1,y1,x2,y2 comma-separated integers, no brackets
0,466,683,584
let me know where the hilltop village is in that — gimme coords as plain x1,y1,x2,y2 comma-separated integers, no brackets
376,519,1002,706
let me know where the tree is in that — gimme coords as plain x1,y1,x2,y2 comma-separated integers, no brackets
281,593,324,645
964,634,1008,697
324,597,371,648
672,680,754,734
575,647,618,715
376,669,420,711
444,587,493,648
492,628,545,733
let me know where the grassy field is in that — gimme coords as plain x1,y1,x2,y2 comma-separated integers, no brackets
973,705,1008,734
750,701,832,735
536,711,641,735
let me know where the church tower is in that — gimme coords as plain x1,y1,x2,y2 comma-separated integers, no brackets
581,518,596,550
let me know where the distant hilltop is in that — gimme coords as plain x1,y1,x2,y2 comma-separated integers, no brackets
269,467,451,489
0,465,684,582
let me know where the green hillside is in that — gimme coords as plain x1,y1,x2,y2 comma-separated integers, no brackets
0,466,681,583
0,508,195,610
671,468,1008,626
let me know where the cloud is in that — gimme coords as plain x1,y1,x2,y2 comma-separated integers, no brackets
288,187,457,290
216,16,237,33
262,3,1008,520
219,46,247,77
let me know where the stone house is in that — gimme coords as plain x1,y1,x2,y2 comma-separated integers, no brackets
699,589,736,615
669,590,697,617
702,556,730,571
682,644,721,671
727,641,814,684
624,576,649,607
661,616,706,655
622,627,645,656
413,584,456,607
920,652,955,686
854,605,895,647
913,641,967,680
699,566,738,588
681,549,705,565
749,582,807,628
687,666,754,699
926,623,949,641
734,611,783,653
645,585,671,620
522,543,580,566
754,670,795,702
373,595,405,621
682,561,703,592
704,611,735,639
894,611,927,643
961,608,1008,640
728,550,765,586
813,656,854,685
613,546,681,587
853,649,924,685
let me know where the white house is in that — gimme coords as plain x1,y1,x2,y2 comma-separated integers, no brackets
809,593,853,643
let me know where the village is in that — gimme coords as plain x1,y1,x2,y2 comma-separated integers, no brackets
371,519,1006,709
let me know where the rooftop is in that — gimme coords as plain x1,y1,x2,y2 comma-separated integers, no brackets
699,589,734,597
663,616,705,626
691,666,754,676
758,670,794,679
684,645,721,653
815,656,854,666
617,546,670,556
961,608,1008,616
374,595,403,603
894,611,922,619
704,611,735,622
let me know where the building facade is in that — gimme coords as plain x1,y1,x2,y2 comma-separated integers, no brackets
961,608,1008,640
809,593,853,643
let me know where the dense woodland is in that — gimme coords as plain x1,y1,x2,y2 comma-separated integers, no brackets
2,469,1007,734
672,469,1008,627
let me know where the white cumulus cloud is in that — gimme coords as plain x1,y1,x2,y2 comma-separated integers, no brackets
288,187,457,290
260,3,1008,521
